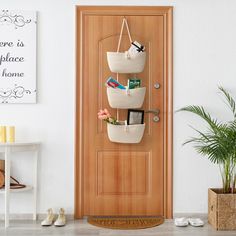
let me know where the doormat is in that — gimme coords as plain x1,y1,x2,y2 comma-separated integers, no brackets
87,216,164,229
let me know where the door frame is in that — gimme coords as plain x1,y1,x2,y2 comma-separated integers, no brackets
75,6,173,219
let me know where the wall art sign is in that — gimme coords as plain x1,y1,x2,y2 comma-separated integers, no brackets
0,10,37,103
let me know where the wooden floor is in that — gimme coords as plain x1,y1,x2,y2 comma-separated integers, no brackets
0,219,236,236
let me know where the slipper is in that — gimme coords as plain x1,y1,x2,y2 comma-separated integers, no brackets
174,217,189,227
188,218,204,227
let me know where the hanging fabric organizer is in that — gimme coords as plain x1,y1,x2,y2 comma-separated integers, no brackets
107,123,145,144
107,87,146,109
107,18,146,74
106,18,146,144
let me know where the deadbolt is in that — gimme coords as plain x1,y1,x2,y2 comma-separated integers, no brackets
154,83,160,89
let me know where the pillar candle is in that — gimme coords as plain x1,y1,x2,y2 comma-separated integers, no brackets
6,126,15,143
0,126,6,143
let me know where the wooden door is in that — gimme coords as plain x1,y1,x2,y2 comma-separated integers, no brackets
75,6,173,218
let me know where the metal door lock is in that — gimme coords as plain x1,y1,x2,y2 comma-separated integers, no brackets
145,109,160,123
153,116,160,122
154,83,160,89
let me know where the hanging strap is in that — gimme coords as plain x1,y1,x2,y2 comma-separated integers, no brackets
116,18,133,122
124,120,129,132
117,18,133,52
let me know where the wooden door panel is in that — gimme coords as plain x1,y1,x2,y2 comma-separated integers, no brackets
76,6,173,218
84,15,164,215
97,151,150,195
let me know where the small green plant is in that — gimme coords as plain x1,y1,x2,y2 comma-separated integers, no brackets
178,87,236,193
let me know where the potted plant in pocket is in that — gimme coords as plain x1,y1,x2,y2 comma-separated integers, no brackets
178,87,236,230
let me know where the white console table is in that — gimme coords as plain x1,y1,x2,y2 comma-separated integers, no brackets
0,142,40,228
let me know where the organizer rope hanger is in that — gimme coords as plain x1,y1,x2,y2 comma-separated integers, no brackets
116,17,133,120
117,17,133,52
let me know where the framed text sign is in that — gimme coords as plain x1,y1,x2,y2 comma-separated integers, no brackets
0,10,37,103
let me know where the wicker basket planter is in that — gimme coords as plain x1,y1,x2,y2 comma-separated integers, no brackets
208,188,236,230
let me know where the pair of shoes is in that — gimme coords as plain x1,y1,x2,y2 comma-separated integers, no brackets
175,217,204,227
41,208,66,227
188,218,204,227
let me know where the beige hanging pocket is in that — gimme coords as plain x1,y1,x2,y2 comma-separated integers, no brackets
107,18,146,74
107,121,145,143
107,87,146,109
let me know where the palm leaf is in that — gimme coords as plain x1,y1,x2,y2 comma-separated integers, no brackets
177,105,221,133
219,86,236,119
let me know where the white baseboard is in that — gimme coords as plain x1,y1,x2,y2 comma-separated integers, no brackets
174,213,208,220
0,213,74,220
0,213,207,221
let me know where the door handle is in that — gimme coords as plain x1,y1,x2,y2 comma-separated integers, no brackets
145,109,160,115
145,109,160,122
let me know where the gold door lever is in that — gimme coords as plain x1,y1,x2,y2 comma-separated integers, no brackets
145,109,160,114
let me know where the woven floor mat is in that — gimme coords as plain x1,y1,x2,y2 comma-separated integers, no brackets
88,216,164,229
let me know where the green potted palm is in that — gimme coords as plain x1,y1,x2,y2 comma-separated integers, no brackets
178,87,236,230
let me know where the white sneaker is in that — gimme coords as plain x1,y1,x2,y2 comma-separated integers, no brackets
41,208,54,226
54,208,66,227
188,218,204,227
174,217,189,227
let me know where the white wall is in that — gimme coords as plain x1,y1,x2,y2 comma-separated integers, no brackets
0,0,235,215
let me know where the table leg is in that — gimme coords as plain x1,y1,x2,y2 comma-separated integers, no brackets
5,147,10,228
33,148,38,220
